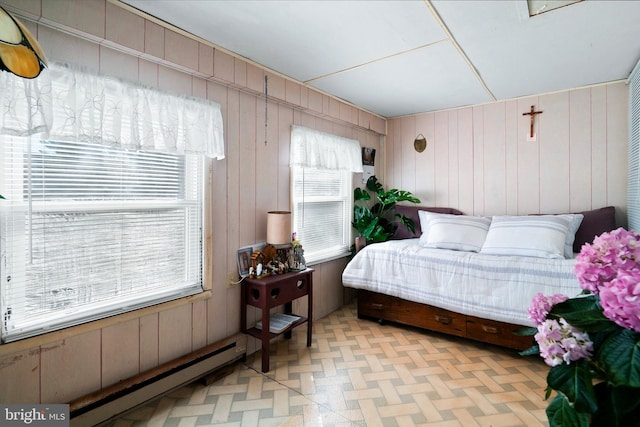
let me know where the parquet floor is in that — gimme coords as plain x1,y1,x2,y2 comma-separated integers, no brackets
107,303,551,427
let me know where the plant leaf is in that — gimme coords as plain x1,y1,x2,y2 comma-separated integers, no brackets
549,295,618,333
546,360,597,413
546,394,591,427
361,217,380,241
365,175,383,193
370,224,391,242
378,189,420,206
370,217,395,242
353,206,376,237
353,205,369,223
354,187,370,202
590,383,640,426
394,190,420,204
598,328,640,387
514,326,537,336
395,214,416,235
519,344,540,357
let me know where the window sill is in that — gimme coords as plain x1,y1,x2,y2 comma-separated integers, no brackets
0,289,212,356
306,251,351,266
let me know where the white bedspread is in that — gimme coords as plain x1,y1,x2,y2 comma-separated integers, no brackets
342,239,582,327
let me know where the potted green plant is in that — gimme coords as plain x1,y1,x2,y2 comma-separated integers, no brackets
352,175,420,244
520,227,640,426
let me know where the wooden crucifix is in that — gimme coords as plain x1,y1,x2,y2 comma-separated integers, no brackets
522,105,543,138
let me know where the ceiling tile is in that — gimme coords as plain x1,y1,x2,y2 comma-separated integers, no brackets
310,41,492,117
433,0,640,100
124,1,447,82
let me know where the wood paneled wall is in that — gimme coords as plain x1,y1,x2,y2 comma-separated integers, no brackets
386,83,628,226
0,0,383,404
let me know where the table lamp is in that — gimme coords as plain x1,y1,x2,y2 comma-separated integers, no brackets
266,211,291,246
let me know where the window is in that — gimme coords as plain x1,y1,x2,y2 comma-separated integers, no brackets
289,126,363,264
0,62,224,343
0,136,204,342
291,168,352,263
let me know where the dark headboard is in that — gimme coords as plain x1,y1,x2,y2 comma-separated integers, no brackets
391,205,618,252
571,206,617,252
391,205,464,240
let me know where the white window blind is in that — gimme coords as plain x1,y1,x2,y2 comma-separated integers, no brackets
0,136,204,342
291,168,351,264
290,126,361,264
628,59,640,231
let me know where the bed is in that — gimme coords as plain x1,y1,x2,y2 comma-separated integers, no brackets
342,205,617,350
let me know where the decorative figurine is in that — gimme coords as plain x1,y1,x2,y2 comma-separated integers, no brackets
288,233,306,271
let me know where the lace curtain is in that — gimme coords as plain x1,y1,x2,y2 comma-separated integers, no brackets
0,62,225,159
290,125,363,172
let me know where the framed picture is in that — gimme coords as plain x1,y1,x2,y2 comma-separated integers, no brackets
237,246,253,277
362,147,376,166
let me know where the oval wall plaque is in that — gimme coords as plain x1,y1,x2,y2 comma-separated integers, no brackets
414,135,427,153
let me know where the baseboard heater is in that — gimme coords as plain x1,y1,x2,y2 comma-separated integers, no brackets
69,333,247,427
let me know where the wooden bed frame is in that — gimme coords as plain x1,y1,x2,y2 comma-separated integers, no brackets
356,289,534,351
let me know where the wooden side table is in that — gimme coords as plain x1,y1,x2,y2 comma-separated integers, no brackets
240,268,313,372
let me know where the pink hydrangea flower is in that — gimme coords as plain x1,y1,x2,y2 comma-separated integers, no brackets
528,292,569,325
574,227,640,295
572,227,640,331
535,318,593,367
598,269,640,332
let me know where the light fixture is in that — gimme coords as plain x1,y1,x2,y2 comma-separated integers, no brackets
414,134,427,153
266,211,291,246
0,6,47,79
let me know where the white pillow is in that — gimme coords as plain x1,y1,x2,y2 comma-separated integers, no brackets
418,209,458,238
419,212,491,252
417,210,431,238
480,215,573,259
564,214,584,258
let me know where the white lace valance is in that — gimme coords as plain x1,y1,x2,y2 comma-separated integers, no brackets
290,125,363,172
0,62,225,159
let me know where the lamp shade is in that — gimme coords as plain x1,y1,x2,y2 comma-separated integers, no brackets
266,211,291,245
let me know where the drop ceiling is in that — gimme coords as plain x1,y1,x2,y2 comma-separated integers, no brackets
120,0,640,118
